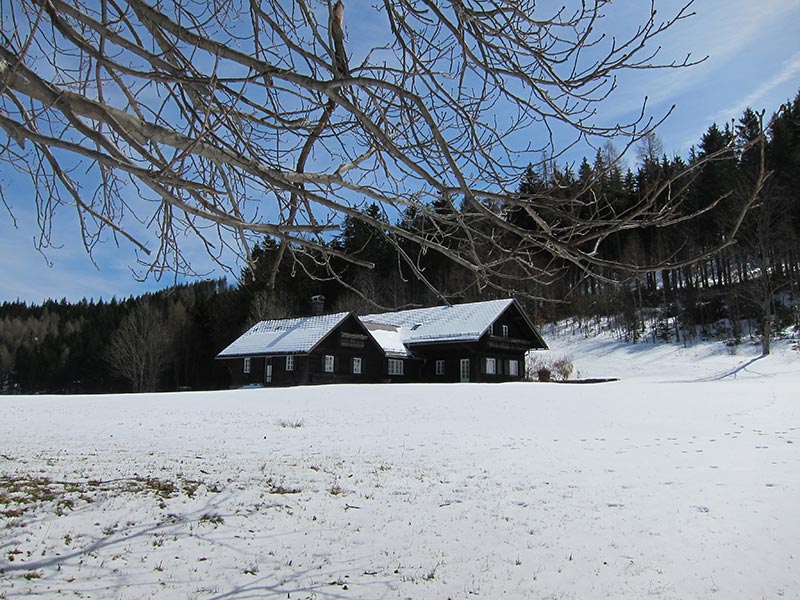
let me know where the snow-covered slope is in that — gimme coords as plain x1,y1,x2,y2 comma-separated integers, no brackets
1,333,798,599
543,320,800,383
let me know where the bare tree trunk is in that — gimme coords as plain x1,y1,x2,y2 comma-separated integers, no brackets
762,300,772,356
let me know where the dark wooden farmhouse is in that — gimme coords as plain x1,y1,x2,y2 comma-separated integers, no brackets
360,298,547,383
216,307,385,387
217,297,547,387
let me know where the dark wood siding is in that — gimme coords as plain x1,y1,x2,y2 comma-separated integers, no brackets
224,356,275,388
411,337,528,383
412,342,479,382
307,314,385,384
382,356,423,383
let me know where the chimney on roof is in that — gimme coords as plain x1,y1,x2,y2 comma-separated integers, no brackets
311,294,325,316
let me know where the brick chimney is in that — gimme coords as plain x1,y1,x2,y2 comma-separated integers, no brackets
311,295,325,316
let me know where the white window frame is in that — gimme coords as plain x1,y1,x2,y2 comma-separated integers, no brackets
502,324,509,338
388,358,404,376
286,355,295,372
243,357,251,374
435,359,445,375
509,359,519,376
323,354,335,373
353,357,362,375
488,323,495,336
486,357,497,375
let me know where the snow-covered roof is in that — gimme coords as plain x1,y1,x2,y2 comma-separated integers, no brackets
217,312,350,357
361,298,516,350
362,322,412,358
218,298,544,360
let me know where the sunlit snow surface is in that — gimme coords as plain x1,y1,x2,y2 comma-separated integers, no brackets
2,331,799,599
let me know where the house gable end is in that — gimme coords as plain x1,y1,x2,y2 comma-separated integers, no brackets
307,313,387,356
479,299,547,350
305,312,354,354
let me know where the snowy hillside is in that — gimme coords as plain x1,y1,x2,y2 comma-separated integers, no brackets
1,332,799,599
543,321,800,383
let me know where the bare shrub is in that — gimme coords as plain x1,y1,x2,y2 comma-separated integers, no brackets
551,357,575,381
527,353,574,382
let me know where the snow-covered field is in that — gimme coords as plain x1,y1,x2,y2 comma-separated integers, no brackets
2,331,799,599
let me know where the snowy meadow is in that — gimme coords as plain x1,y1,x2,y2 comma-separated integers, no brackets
1,331,799,599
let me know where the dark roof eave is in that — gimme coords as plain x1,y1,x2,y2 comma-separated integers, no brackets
405,337,481,346
216,350,310,359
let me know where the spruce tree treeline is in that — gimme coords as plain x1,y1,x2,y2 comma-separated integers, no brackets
3,92,799,392
0,280,246,394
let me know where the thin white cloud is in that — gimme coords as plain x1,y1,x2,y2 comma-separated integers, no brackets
607,0,800,116
710,51,800,124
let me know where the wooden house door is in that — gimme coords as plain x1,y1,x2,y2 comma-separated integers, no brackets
460,358,470,382
264,362,273,385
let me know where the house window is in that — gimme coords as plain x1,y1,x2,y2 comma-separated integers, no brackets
486,357,496,375
286,355,295,372
353,357,362,375
502,324,509,338
323,355,335,373
388,358,404,376
435,360,445,375
488,323,495,336
243,357,251,374
509,359,519,376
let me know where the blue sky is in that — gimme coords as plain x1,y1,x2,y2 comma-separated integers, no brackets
2,0,800,304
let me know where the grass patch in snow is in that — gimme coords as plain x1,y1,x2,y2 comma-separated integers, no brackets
0,473,222,524
199,512,224,526
265,478,302,494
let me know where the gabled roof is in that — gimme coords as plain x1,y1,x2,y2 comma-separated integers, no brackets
217,298,546,361
217,312,350,357
361,298,519,351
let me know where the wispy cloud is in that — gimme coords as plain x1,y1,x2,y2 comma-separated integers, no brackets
710,51,800,124
607,0,800,117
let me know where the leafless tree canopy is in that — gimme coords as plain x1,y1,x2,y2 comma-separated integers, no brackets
0,0,765,296
106,301,171,392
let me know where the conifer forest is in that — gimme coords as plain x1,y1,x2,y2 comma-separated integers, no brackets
3,93,800,394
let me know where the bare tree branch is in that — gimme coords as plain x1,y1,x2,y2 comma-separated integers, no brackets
0,0,764,296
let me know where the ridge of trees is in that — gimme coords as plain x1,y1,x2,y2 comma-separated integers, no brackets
3,91,799,393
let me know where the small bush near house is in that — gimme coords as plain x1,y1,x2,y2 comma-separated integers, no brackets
551,357,574,381
527,354,574,382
